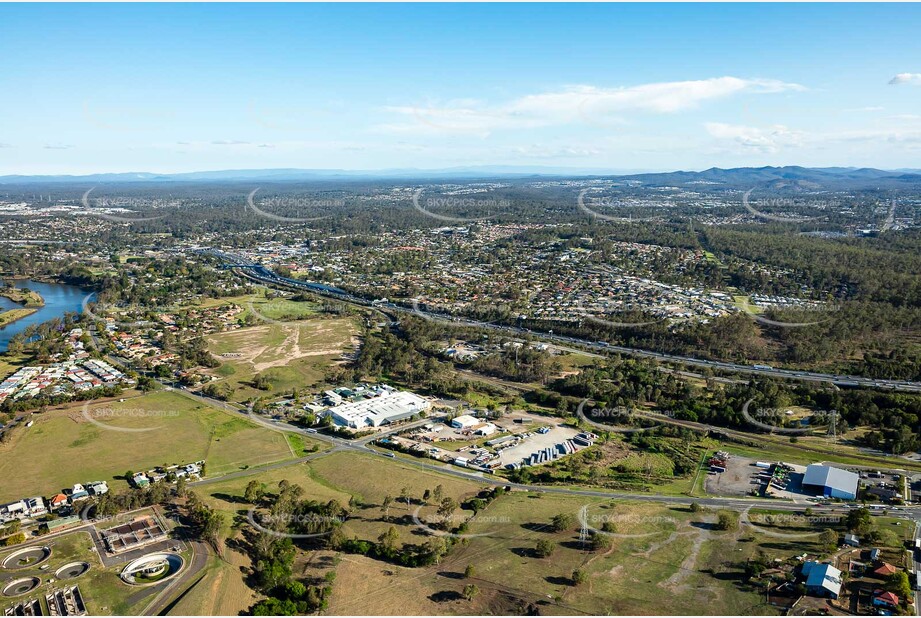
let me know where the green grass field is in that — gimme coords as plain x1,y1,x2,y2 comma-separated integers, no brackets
194,290,320,320
0,307,38,328
0,391,307,501
0,351,29,382
715,435,921,472
159,552,257,617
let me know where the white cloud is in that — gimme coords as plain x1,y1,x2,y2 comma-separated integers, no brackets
832,128,921,145
705,122,804,153
512,144,603,159
889,73,921,85
706,120,921,154
382,77,805,136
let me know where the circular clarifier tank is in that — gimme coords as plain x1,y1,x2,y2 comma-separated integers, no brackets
55,561,90,579
2,577,41,597
1,546,51,570
120,552,184,585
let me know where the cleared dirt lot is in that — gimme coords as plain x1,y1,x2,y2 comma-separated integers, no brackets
705,454,765,497
206,318,356,373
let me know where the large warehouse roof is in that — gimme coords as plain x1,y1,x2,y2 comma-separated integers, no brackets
329,390,429,428
803,464,859,493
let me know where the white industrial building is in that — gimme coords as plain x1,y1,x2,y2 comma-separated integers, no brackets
476,423,499,436
328,390,430,429
450,414,479,430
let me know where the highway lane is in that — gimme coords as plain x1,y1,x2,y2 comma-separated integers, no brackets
201,248,921,394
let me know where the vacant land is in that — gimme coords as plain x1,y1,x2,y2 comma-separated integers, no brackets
199,461,351,536
182,452,485,616
174,448,894,616
195,290,320,321
309,451,481,505
0,390,304,501
205,316,359,401
327,492,787,616
160,551,258,617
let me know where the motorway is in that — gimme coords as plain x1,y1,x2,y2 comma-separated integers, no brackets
199,247,921,394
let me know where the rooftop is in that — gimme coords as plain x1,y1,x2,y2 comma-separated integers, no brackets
803,464,859,493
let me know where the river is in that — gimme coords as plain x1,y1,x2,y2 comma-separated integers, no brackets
0,279,91,353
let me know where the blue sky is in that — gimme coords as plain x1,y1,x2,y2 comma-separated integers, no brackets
2,3,920,174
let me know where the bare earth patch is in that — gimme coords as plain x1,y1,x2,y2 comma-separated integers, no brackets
207,319,355,373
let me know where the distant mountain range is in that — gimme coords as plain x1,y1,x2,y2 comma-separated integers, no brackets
619,166,921,190
2,165,920,189
0,166,646,184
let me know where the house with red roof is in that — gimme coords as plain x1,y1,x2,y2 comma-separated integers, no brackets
872,590,900,609
873,563,899,577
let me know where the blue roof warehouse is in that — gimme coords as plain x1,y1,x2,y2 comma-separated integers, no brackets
802,464,859,500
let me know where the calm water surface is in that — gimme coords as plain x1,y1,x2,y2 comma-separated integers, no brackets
0,280,90,352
